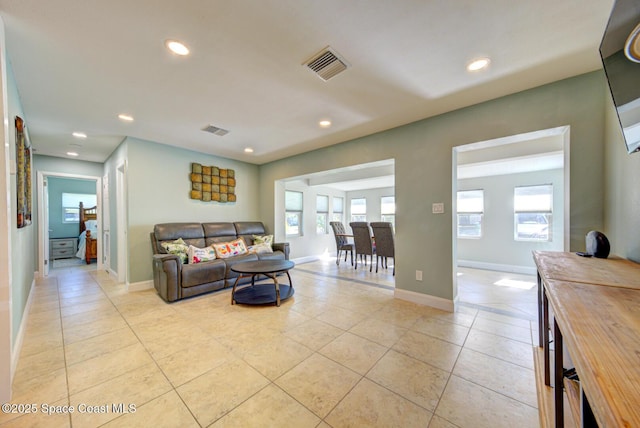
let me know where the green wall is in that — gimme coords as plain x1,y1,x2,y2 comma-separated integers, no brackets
6,58,35,344
47,177,96,239
259,71,607,302
122,137,261,284
604,87,640,262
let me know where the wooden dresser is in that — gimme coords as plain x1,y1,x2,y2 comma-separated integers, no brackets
533,251,640,427
49,237,78,260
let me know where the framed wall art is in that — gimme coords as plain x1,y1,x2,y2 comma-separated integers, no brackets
15,116,32,228
190,163,236,203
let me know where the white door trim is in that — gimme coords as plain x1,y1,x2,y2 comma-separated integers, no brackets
37,171,102,276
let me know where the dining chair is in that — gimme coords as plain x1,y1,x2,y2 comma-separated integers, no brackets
349,222,375,271
330,221,353,266
370,222,395,275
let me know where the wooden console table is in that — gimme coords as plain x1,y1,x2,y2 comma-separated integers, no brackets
533,251,640,427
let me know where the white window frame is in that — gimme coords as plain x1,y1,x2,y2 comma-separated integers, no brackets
457,189,484,239
332,196,344,223
62,192,97,224
514,184,553,242
285,190,303,237
316,194,329,234
380,196,395,228
350,197,367,222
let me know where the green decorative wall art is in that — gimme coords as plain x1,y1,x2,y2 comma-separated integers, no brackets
190,163,236,203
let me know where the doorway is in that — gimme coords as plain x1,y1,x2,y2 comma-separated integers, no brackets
275,159,396,288
452,126,570,317
37,171,102,277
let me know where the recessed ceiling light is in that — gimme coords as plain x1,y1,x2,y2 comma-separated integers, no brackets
244,147,254,153
67,151,79,157
165,40,190,56
72,132,87,139
118,113,134,122
319,120,332,128
467,57,490,72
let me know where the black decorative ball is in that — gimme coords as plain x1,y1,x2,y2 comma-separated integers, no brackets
586,231,610,259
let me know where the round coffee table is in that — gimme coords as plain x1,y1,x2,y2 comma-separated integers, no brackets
230,260,295,306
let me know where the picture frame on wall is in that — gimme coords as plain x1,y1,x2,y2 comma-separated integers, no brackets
15,116,32,228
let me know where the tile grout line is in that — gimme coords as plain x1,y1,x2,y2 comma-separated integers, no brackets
60,269,113,427
456,313,539,410
18,262,539,427
86,270,203,427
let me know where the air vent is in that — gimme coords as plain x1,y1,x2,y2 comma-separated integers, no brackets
304,47,349,81
202,125,229,136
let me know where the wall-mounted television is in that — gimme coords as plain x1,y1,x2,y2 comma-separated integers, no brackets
600,0,640,154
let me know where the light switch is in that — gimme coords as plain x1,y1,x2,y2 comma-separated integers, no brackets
432,203,444,214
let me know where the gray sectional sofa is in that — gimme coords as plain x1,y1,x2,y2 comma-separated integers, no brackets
150,221,289,302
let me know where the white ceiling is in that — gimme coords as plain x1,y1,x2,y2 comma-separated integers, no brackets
0,0,614,166
291,159,395,192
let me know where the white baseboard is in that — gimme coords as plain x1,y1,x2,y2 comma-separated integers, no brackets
291,255,321,264
127,280,153,292
12,276,36,382
457,259,536,276
394,288,454,312
107,267,119,282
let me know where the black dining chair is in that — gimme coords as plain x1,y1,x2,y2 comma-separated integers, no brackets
370,222,395,275
349,222,375,271
330,221,353,266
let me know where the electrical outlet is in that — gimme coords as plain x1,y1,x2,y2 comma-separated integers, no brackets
432,203,444,214
416,270,423,281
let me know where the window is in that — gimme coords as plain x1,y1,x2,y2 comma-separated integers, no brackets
380,196,395,229
285,190,303,236
514,185,552,241
62,193,97,223
332,197,344,223
457,190,483,238
350,198,367,222
316,195,329,234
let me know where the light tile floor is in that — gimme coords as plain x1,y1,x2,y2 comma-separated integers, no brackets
1,258,540,427
456,266,538,321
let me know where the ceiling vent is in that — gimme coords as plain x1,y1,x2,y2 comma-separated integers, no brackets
202,125,229,136
304,47,349,81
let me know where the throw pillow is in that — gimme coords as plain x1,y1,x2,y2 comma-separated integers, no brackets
248,242,273,254
213,238,248,259
161,238,188,264
252,234,273,246
187,245,217,264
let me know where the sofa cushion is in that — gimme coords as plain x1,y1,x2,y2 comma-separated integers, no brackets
222,252,259,278
155,223,206,250
181,259,226,288
213,238,248,259
203,222,239,246
235,222,267,246
187,245,217,264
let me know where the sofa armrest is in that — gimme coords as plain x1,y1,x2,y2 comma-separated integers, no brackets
272,242,290,260
152,254,182,302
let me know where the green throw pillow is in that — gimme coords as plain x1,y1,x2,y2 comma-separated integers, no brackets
161,238,188,263
252,234,273,246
